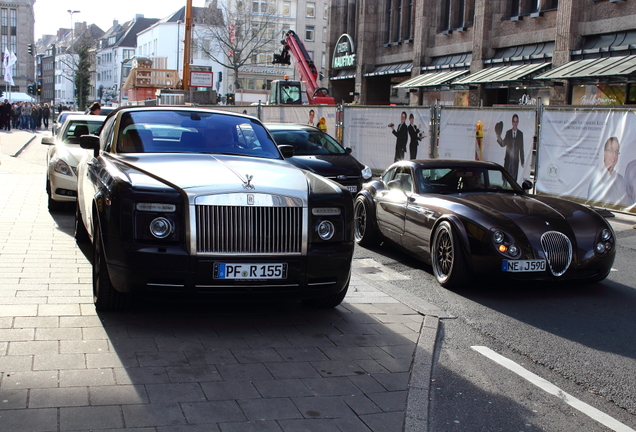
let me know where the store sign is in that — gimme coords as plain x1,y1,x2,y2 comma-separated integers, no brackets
190,71,213,88
332,34,356,69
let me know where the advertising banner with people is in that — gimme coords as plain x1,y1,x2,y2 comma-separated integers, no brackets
262,106,337,135
536,108,636,211
342,107,431,170
438,107,536,184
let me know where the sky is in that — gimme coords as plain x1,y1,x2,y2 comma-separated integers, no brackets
33,0,206,39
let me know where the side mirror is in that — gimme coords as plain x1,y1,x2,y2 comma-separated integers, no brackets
278,144,295,158
345,147,352,155
80,135,100,158
521,179,534,192
388,179,401,190
41,136,55,145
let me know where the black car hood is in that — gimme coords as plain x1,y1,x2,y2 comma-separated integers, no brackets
286,155,363,177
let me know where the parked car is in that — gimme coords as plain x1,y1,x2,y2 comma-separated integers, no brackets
354,159,616,287
266,123,373,194
75,107,354,311
52,111,74,135
41,114,106,211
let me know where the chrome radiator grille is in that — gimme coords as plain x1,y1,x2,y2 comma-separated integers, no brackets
540,231,572,277
196,205,303,254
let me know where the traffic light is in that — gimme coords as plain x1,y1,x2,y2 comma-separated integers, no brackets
27,44,34,55
218,71,223,82
27,84,35,95
226,93,235,105
37,82,41,95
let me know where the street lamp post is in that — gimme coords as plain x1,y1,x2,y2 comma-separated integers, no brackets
176,20,182,78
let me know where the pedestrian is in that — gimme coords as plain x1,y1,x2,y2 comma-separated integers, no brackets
88,101,102,115
21,102,31,130
42,103,50,129
31,105,39,131
1,99,11,131
11,103,19,129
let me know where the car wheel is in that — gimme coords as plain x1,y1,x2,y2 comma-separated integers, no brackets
354,195,379,247
93,220,130,311
303,279,349,308
74,203,89,243
431,221,470,288
46,179,64,212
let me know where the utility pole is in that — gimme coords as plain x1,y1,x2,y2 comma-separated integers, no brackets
182,0,193,96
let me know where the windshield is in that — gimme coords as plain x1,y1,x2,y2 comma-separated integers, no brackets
416,166,522,194
62,120,104,144
270,129,346,156
116,110,282,159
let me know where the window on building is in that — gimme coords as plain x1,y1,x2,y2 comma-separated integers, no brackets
439,0,475,32
283,1,291,16
321,52,326,69
308,51,314,60
505,0,558,18
305,25,315,41
253,0,274,14
307,2,316,18
322,26,327,42
324,4,328,19
385,0,416,43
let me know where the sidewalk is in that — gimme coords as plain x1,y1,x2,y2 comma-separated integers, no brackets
0,131,439,432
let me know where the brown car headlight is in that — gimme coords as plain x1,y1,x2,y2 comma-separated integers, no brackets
595,228,614,254
492,230,520,258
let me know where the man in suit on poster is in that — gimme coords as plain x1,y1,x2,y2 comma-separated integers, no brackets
407,113,422,160
495,113,525,182
389,111,408,162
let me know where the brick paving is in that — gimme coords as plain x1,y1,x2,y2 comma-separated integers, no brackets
0,130,437,431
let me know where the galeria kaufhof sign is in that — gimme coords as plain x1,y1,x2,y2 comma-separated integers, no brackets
332,34,356,69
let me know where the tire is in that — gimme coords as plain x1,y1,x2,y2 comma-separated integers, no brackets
431,221,471,288
46,179,64,212
303,279,349,308
93,221,130,311
74,203,89,243
354,195,380,247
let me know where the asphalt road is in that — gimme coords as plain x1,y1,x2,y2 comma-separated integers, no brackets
353,218,636,431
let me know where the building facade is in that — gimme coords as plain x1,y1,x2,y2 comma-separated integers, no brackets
326,0,636,107
1,0,35,96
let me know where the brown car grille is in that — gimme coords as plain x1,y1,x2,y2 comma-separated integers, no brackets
540,231,572,277
196,205,303,254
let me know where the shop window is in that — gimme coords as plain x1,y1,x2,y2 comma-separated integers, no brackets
439,0,475,33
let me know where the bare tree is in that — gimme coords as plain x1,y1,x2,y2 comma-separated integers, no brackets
193,0,284,92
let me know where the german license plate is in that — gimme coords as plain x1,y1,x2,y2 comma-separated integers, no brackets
502,260,546,272
346,185,357,193
214,263,287,279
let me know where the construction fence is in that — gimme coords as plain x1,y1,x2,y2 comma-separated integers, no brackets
217,103,636,214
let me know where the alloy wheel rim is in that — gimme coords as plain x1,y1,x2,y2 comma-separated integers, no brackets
436,230,453,278
354,201,366,241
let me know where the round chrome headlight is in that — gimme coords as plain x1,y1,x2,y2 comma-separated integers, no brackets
508,244,519,257
317,220,335,240
596,242,606,253
149,217,173,239
493,231,505,244
361,166,373,180
601,229,611,241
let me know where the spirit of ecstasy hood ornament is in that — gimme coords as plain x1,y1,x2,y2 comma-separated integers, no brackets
243,174,255,190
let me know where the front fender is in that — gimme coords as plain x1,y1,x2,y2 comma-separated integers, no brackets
430,214,473,261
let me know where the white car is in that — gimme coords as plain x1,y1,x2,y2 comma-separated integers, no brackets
42,114,106,211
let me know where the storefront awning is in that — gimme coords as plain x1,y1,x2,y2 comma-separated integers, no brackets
393,70,469,88
535,55,636,80
364,62,412,77
330,69,356,80
453,63,551,85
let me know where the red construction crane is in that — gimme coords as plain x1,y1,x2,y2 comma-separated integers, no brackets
271,30,335,105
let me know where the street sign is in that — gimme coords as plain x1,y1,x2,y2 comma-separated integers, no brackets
190,71,213,88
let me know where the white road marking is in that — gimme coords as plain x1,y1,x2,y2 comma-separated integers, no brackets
471,345,635,432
